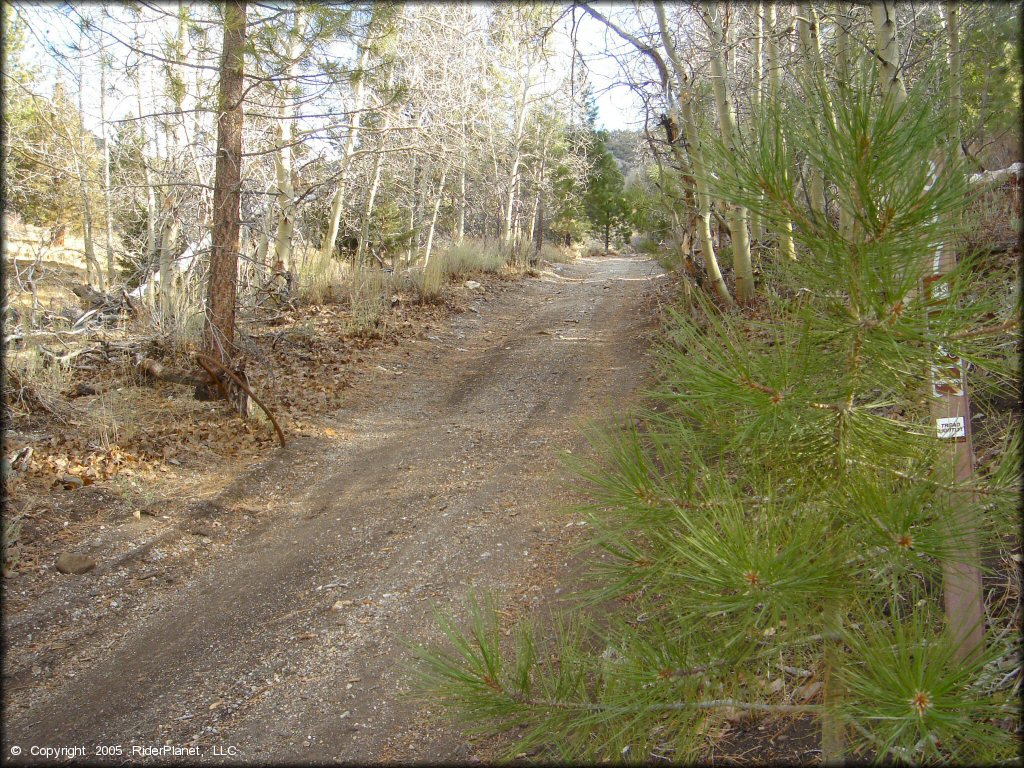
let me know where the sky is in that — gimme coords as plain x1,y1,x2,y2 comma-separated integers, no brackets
565,5,649,132
11,2,649,137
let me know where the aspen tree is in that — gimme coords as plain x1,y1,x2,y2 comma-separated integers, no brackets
699,3,754,302
766,4,796,260
749,2,765,243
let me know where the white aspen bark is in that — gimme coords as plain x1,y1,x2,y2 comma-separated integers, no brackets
130,24,158,306
357,92,392,265
422,167,448,268
502,64,533,245
158,215,180,313
766,4,797,260
652,2,733,305
456,118,467,243
406,154,418,264
835,6,855,239
527,139,546,251
702,3,754,303
835,6,853,85
273,8,303,271
99,10,115,285
357,152,384,266
72,131,102,291
404,111,429,264
526,192,539,250
140,125,158,303
415,151,435,259
321,43,373,260
870,1,907,105
189,20,210,229
797,3,832,218
750,2,765,242
75,26,103,290
943,2,961,150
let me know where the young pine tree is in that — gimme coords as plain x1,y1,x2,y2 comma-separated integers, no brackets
413,70,1020,764
585,130,629,253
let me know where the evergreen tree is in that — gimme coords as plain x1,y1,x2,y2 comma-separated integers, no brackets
108,116,151,286
549,84,597,247
585,130,629,251
414,70,1020,765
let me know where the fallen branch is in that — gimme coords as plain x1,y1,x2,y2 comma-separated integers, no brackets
969,162,1023,187
195,353,286,448
137,357,209,388
39,345,100,366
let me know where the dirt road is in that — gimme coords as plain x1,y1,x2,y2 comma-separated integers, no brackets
3,255,666,764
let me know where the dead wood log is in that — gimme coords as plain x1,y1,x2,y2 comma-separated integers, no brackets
71,284,110,310
137,357,210,388
968,162,1023,187
70,285,138,326
39,345,102,366
135,355,285,448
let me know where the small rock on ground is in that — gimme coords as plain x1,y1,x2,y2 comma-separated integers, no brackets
55,552,97,575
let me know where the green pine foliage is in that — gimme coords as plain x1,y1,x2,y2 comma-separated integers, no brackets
584,130,629,251
412,70,1020,762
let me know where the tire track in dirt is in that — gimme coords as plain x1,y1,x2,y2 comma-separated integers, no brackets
3,255,665,764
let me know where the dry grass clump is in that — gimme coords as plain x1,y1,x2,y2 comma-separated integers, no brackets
342,266,391,336
296,250,348,305
537,243,574,264
408,256,447,304
295,250,393,334
439,239,507,277
3,345,77,426
408,239,511,303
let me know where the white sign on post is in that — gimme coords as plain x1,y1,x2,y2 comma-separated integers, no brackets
936,416,966,440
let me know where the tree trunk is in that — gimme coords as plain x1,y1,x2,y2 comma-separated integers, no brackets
456,119,467,243
797,3,831,219
527,143,547,252
647,2,733,306
273,8,303,272
835,6,855,239
132,44,159,305
502,66,533,245
357,133,387,265
766,4,796,261
423,167,448,268
702,3,754,303
749,2,765,243
159,212,180,316
870,2,908,105
99,12,115,286
321,42,372,260
943,2,962,152
203,0,246,365
75,26,103,291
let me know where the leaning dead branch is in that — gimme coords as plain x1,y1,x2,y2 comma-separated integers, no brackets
136,357,209,388
195,353,286,448
135,354,286,449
